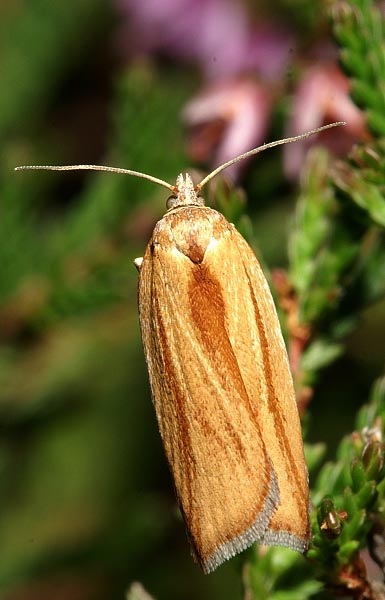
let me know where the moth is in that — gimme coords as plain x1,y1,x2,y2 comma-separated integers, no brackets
16,121,345,573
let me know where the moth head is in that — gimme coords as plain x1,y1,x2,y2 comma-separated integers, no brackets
166,173,205,211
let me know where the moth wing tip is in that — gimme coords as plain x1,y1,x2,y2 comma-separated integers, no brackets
262,529,310,554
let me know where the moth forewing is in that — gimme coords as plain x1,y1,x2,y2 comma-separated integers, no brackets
136,203,309,572
232,232,310,550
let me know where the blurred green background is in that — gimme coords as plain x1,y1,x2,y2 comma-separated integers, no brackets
1,1,384,599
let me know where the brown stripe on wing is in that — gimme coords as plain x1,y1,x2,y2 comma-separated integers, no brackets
244,267,309,538
152,290,196,503
187,260,278,561
188,262,266,467
138,245,209,557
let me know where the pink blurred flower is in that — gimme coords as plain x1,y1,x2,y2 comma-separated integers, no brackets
117,0,293,179
183,78,273,179
284,63,367,178
117,0,293,80
118,1,365,183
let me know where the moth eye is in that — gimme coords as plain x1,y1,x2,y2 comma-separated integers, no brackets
166,195,178,209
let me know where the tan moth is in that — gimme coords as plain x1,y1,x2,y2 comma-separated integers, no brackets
16,121,345,573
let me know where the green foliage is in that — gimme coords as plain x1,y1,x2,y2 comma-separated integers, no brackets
307,377,385,593
331,0,385,137
285,0,385,392
0,0,112,136
289,145,385,389
243,1,385,598
243,545,322,600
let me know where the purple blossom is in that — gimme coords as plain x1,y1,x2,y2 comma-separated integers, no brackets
183,78,272,178
117,0,293,178
117,1,363,181
284,63,367,178
117,0,292,80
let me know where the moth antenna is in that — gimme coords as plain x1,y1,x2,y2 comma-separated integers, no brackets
195,121,347,192
15,121,346,194
14,164,175,192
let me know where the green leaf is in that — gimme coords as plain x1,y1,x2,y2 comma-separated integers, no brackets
269,580,323,600
338,540,360,564
301,339,344,372
305,442,327,473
